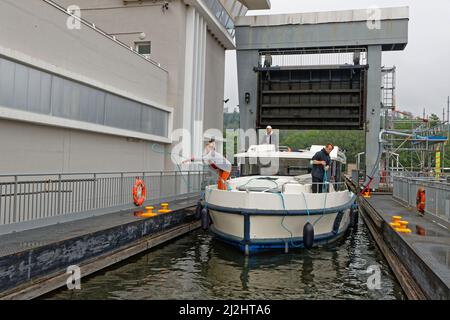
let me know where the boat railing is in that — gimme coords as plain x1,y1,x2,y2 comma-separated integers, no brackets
311,182,349,192
291,181,349,193
236,180,349,193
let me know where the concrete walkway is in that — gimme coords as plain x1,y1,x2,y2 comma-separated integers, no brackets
0,196,200,299
362,194,450,299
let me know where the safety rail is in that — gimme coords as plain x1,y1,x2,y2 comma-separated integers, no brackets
259,48,368,68
351,169,439,192
0,171,207,231
203,0,236,37
393,176,450,222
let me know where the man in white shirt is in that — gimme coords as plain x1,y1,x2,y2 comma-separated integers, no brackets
262,125,277,145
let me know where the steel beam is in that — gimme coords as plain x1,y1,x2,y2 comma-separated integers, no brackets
365,45,382,189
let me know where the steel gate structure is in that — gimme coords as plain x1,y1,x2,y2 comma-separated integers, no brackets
235,7,409,188
256,64,367,130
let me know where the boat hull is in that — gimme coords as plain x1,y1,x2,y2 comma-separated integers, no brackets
208,205,352,254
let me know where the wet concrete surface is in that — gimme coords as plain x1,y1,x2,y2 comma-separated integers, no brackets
0,196,199,295
0,197,199,258
365,195,450,298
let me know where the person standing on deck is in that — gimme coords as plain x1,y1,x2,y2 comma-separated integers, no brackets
262,125,277,145
183,139,231,190
311,144,334,193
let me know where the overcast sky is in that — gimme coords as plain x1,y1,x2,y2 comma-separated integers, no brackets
224,0,450,119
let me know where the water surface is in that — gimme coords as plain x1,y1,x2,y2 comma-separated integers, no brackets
45,220,405,300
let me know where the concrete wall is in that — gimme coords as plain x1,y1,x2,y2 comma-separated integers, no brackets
0,0,169,107
55,0,192,171
55,0,186,130
0,0,173,173
204,31,226,138
0,0,228,174
55,0,227,159
0,119,164,173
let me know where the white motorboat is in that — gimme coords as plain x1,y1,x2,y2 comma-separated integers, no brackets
202,144,357,254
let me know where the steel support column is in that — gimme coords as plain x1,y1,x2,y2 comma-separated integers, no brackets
365,45,382,189
237,49,259,138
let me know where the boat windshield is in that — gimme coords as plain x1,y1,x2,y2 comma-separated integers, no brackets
239,158,312,177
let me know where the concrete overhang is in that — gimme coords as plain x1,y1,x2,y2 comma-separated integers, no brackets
185,0,235,49
239,0,271,10
236,6,409,51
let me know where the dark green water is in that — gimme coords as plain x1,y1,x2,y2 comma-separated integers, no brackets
45,220,405,300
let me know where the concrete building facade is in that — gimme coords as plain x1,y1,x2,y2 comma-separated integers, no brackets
0,0,270,174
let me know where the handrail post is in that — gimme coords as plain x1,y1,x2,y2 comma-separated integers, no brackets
57,174,62,214
120,173,124,204
187,171,191,193
13,175,18,223
175,171,178,197
93,173,97,209
159,171,163,201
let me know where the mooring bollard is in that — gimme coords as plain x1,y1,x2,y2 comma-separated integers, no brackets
158,202,171,214
141,206,157,218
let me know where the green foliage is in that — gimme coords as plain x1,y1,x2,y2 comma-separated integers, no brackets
222,111,449,168
280,130,365,163
223,111,240,130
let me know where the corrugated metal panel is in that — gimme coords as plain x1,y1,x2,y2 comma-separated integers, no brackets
0,56,169,138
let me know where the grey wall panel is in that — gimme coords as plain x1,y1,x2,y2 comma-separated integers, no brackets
94,91,106,125
105,94,142,131
142,105,169,137
0,0,169,107
68,81,81,121
78,85,90,123
50,76,64,117
0,58,15,107
141,106,154,135
38,72,52,114
12,63,28,110
26,68,41,112
0,57,169,138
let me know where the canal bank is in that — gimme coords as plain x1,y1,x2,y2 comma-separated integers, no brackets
0,196,200,300
347,177,450,300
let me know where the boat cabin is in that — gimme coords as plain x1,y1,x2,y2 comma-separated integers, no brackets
235,144,347,182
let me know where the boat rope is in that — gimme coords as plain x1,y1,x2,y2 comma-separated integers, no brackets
151,143,189,186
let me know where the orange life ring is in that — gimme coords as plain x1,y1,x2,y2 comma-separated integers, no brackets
133,178,146,206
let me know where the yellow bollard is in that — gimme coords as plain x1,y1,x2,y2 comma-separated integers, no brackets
395,228,412,233
158,202,171,214
389,222,401,228
141,206,157,218
398,221,409,229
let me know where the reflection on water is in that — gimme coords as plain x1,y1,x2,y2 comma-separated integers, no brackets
45,221,405,300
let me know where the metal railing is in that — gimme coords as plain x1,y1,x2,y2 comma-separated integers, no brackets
393,176,450,222
203,0,236,37
259,48,368,68
0,170,207,230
